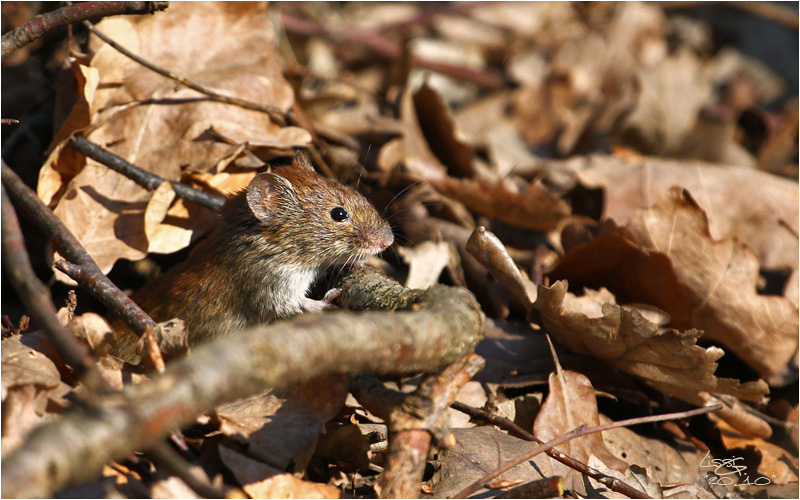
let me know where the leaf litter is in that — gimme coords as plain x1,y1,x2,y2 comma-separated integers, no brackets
2,1,798,498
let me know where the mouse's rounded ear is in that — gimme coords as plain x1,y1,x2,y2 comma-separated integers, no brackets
294,150,314,171
246,172,295,222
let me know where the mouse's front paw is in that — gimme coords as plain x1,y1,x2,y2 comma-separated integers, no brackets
300,290,340,314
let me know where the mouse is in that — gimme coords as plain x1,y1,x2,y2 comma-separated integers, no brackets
109,152,394,362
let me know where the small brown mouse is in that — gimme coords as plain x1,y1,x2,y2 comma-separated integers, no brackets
110,153,393,362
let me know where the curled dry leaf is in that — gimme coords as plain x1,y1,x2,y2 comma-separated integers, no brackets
551,187,798,384
534,281,769,407
466,227,536,310
410,82,475,178
40,2,307,279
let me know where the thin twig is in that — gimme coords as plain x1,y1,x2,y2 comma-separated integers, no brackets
147,441,229,499
1,118,20,125
1,184,94,380
453,404,724,498
1,162,155,337
83,21,288,126
1,1,168,57
67,137,226,211
280,14,507,89
450,401,649,499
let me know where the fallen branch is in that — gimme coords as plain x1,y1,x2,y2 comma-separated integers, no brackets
1,266,484,497
1,162,155,337
453,404,724,499
450,401,649,499
84,21,287,126
280,14,507,89
379,354,485,498
1,183,94,381
67,136,226,211
1,1,168,57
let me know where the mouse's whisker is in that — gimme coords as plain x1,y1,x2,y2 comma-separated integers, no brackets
382,179,427,217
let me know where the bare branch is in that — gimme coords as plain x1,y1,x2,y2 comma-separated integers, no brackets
1,1,168,57
1,266,484,497
1,162,155,336
1,184,93,380
67,136,226,212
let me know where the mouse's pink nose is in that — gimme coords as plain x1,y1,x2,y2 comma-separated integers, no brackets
378,234,394,250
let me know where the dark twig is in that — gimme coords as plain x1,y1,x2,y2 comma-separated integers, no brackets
379,354,485,498
1,162,155,337
450,401,649,499
83,22,287,126
67,136,226,211
147,441,229,499
1,184,94,380
280,14,507,89
1,1,168,57
453,404,724,499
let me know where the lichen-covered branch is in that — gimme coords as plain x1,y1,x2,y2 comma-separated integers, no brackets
1,267,484,497
1,1,168,57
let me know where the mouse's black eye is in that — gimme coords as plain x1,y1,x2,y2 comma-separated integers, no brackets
330,207,349,222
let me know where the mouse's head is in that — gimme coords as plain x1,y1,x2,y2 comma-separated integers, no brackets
241,153,393,269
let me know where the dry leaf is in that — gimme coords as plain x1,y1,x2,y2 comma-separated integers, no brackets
716,420,799,485
68,312,115,356
427,427,554,498
533,367,628,495
566,155,799,272
397,240,459,289
214,375,348,472
618,48,713,155
411,82,475,178
551,187,798,384
1,336,70,456
38,61,100,205
219,446,340,499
